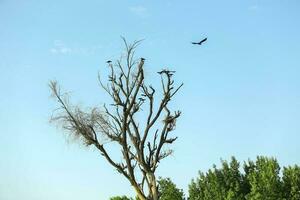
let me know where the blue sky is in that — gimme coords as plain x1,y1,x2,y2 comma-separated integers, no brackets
1,0,300,199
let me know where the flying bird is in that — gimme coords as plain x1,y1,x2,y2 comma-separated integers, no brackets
191,38,207,45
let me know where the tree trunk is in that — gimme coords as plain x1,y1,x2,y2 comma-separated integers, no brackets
132,181,148,200
147,172,159,200
134,188,147,200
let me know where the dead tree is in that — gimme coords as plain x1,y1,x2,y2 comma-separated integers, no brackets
49,38,183,200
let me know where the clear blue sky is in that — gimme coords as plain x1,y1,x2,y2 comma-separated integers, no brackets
1,0,300,199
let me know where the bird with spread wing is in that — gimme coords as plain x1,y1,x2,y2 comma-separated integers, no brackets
191,38,207,45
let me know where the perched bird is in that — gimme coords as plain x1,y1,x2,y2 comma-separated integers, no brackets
191,38,207,45
106,60,112,64
138,97,145,102
157,70,166,74
157,69,176,75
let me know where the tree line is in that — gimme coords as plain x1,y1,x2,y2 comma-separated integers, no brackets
111,156,300,200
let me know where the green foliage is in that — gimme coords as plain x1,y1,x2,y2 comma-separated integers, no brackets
245,156,283,200
110,195,133,200
282,165,300,200
188,156,300,200
158,177,185,200
188,157,244,200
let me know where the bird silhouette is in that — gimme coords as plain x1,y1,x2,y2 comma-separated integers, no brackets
106,60,112,64
191,38,207,45
157,69,176,75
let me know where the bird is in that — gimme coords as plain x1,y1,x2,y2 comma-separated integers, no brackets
106,60,112,64
141,57,145,61
191,38,207,45
138,97,145,102
157,69,176,75
157,69,167,74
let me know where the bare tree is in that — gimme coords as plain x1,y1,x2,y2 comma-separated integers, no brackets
49,38,183,200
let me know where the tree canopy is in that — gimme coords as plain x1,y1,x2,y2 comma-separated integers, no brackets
110,196,133,200
158,177,185,200
189,156,300,200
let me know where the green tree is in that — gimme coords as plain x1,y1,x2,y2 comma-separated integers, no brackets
158,177,184,200
282,165,300,200
110,196,133,200
245,156,283,200
189,156,300,200
189,172,206,200
189,157,244,200
221,157,245,200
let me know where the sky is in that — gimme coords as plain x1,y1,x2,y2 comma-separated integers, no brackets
1,0,300,199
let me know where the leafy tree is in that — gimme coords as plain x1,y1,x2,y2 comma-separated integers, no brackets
282,165,300,200
110,196,133,200
188,156,300,200
245,156,283,200
158,177,184,200
189,157,244,200
221,157,245,200
49,38,183,200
